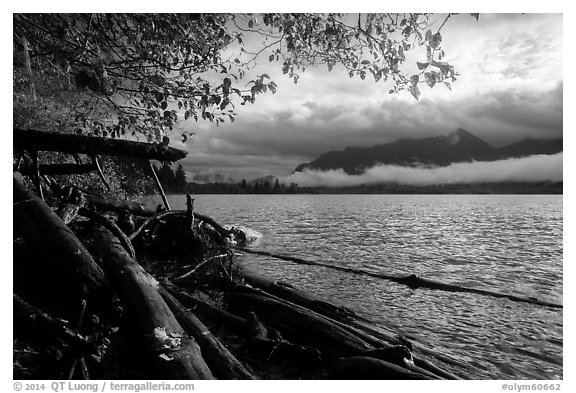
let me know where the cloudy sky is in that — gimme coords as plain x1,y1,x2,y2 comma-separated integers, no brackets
169,13,563,183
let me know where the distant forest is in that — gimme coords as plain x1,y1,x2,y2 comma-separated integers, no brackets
153,163,562,195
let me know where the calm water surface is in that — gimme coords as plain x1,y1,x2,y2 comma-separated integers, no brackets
158,194,563,379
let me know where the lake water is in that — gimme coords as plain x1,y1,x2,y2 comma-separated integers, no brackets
154,194,563,380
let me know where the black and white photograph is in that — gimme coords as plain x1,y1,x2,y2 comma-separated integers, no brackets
10,4,567,389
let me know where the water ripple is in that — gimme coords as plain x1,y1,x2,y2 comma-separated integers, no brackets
158,194,563,380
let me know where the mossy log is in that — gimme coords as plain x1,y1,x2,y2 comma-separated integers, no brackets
13,174,109,302
93,227,214,380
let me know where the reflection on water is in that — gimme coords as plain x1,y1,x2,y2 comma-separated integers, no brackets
158,194,562,379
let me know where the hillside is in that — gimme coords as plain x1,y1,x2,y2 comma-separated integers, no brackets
294,129,562,174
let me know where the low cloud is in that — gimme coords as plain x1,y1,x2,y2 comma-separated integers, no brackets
281,153,563,187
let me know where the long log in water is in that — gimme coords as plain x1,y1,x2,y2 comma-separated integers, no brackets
237,248,562,309
235,270,462,378
93,227,214,380
13,129,188,162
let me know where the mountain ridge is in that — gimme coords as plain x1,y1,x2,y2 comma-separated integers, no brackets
294,129,562,174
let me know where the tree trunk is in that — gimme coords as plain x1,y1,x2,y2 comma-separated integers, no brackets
159,286,255,380
14,129,188,162
93,227,215,380
13,174,109,302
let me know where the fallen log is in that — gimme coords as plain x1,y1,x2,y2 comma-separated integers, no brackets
93,227,214,380
129,210,232,241
14,294,91,351
159,286,255,380
239,248,562,309
14,129,188,162
226,290,373,358
235,268,463,378
328,356,432,380
238,267,357,322
165,286,322,367
13,174,109,301
86,194,156,217
165,286,250,334
79,208,136,259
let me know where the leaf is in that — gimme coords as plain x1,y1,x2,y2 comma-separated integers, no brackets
160,101,168,110
410,75,419,85
444,81,452,91
424,71,437,88
269,54,274,62
361,60,370,65
430,32,442,49
425,29,432,41
327,62,334,72
248,19,254,28
417,62,429,70
293,75,299,84
360,71,366,80
234,58,240,64
409,84,420,100
184,110,190,120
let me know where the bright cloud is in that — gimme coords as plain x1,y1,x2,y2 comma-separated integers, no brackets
281,153,563,187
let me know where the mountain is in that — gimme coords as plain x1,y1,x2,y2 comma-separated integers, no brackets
294,129,562,174
496,138,563,158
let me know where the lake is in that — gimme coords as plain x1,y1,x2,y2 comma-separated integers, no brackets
152,194,563,380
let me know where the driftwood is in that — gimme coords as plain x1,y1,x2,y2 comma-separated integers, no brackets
79,208,136,259
14,294,90,351
237,267,463,379
227,289,373,358
239,248,562,309
238,267,357,322
129,210,232,242
86,195,156,217
93,227,214,380
13,174,109,301
14,129,188,162
159,286,255,380
165,286,322,367
329,356,432,380
166,286,251,334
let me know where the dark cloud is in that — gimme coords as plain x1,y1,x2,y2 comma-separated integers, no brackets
173,14,562,181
